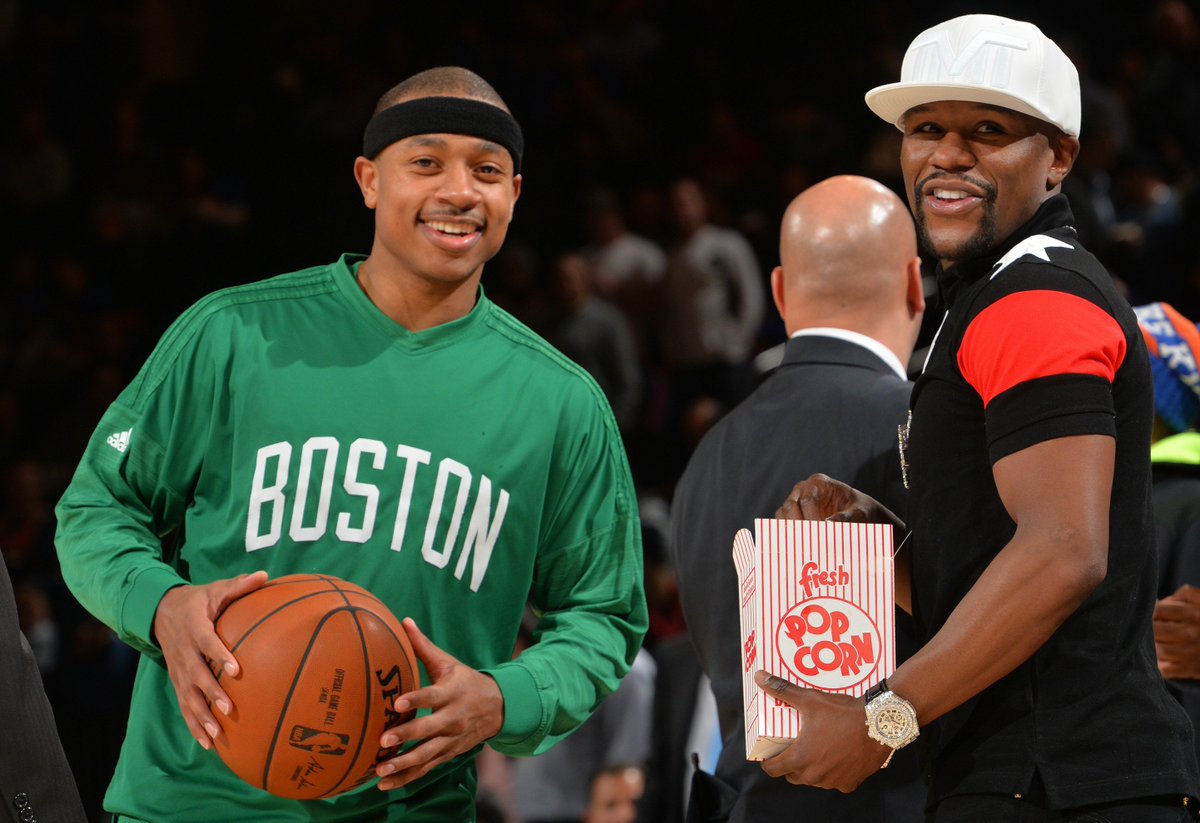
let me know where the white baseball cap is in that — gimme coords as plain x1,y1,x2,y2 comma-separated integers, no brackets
865,14,1081,137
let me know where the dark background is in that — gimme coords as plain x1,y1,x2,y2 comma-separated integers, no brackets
2,1,1199,819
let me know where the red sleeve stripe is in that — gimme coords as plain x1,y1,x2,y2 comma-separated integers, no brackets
957,290,1127,407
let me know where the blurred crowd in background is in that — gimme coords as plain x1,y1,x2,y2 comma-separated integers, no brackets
3,0,1200,820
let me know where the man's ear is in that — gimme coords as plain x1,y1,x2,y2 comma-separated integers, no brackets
906,257,926,317
770,265,786,322
1047,133,1080,190
509,174,522,221
353,156,378,209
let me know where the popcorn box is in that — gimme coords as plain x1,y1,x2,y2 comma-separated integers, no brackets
732,518,895,760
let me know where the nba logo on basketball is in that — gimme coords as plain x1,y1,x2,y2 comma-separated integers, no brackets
289,726,349,756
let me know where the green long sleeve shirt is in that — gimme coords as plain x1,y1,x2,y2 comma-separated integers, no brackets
55,254,647,822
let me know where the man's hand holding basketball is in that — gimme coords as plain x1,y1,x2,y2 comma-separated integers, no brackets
376,618,504,791
152,570,269,750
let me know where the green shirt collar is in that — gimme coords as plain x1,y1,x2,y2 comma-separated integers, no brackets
332,253,490,350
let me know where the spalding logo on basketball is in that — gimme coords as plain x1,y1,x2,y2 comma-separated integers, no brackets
774,596,881,690
212,574,419,800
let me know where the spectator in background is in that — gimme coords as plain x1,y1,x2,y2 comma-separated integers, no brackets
584,765,645,823
660,178,765,426
547,251,642,433
639,498,686,650
682,100,771,221
1109,149,1190,313
669,175,926,822
12,575,58,674
1137,302,1200,771
1060,81,1128,268
486,242,551,332
581,187,666,361
510,646,655,823
1130,0,1200,178
0,460,57,580
0,103,73,232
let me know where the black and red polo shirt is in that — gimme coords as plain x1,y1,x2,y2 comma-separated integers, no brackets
907,195,1198,807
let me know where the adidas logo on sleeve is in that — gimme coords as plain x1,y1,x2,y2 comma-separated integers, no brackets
106,428,133,453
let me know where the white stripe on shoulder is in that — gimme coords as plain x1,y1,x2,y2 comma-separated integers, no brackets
990,235,1074,279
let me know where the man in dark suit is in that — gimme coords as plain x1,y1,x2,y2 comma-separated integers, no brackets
668,175,927,822
1,557,87,823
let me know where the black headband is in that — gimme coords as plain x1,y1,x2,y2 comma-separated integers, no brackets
362,96,524,173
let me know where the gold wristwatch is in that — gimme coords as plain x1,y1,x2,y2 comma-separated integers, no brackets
864,679,920,768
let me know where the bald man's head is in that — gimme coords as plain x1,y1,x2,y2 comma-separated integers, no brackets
780,175,915,306
772,175,924,361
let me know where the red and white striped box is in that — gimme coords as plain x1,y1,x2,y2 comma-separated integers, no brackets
732,518,895,760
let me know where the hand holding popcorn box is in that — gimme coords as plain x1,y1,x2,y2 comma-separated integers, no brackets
732,518,896,760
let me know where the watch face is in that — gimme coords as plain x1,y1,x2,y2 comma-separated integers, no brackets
875,704,916,742
867,693,919,748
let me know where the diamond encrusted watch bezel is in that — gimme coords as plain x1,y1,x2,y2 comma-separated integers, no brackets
865,690,920,750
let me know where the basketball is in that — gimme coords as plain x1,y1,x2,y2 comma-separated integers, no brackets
211,573,420,799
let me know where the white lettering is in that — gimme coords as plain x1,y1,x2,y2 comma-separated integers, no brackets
246,442,292,551
422,459,472,569
390,444,432,552
336,438,386,543
289,437,339,542
909,29,1029,88
455,475,510,592
241,436,511,592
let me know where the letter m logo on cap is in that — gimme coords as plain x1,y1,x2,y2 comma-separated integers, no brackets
909,29,1030,89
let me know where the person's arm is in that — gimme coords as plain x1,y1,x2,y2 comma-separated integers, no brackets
54,393,192,658
757,434,1112,791
596,648,656,769
376,623,653,791
600,307,643,431
721,232,766,350
372,618,506,791
374,386,649,788
886,434,1110,719
54,303,256,751
480,394,647,758
151,572,267,749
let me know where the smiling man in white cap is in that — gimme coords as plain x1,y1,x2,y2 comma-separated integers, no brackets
756,14,1200,823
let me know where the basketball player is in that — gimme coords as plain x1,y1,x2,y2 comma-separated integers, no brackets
54,67,647,822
